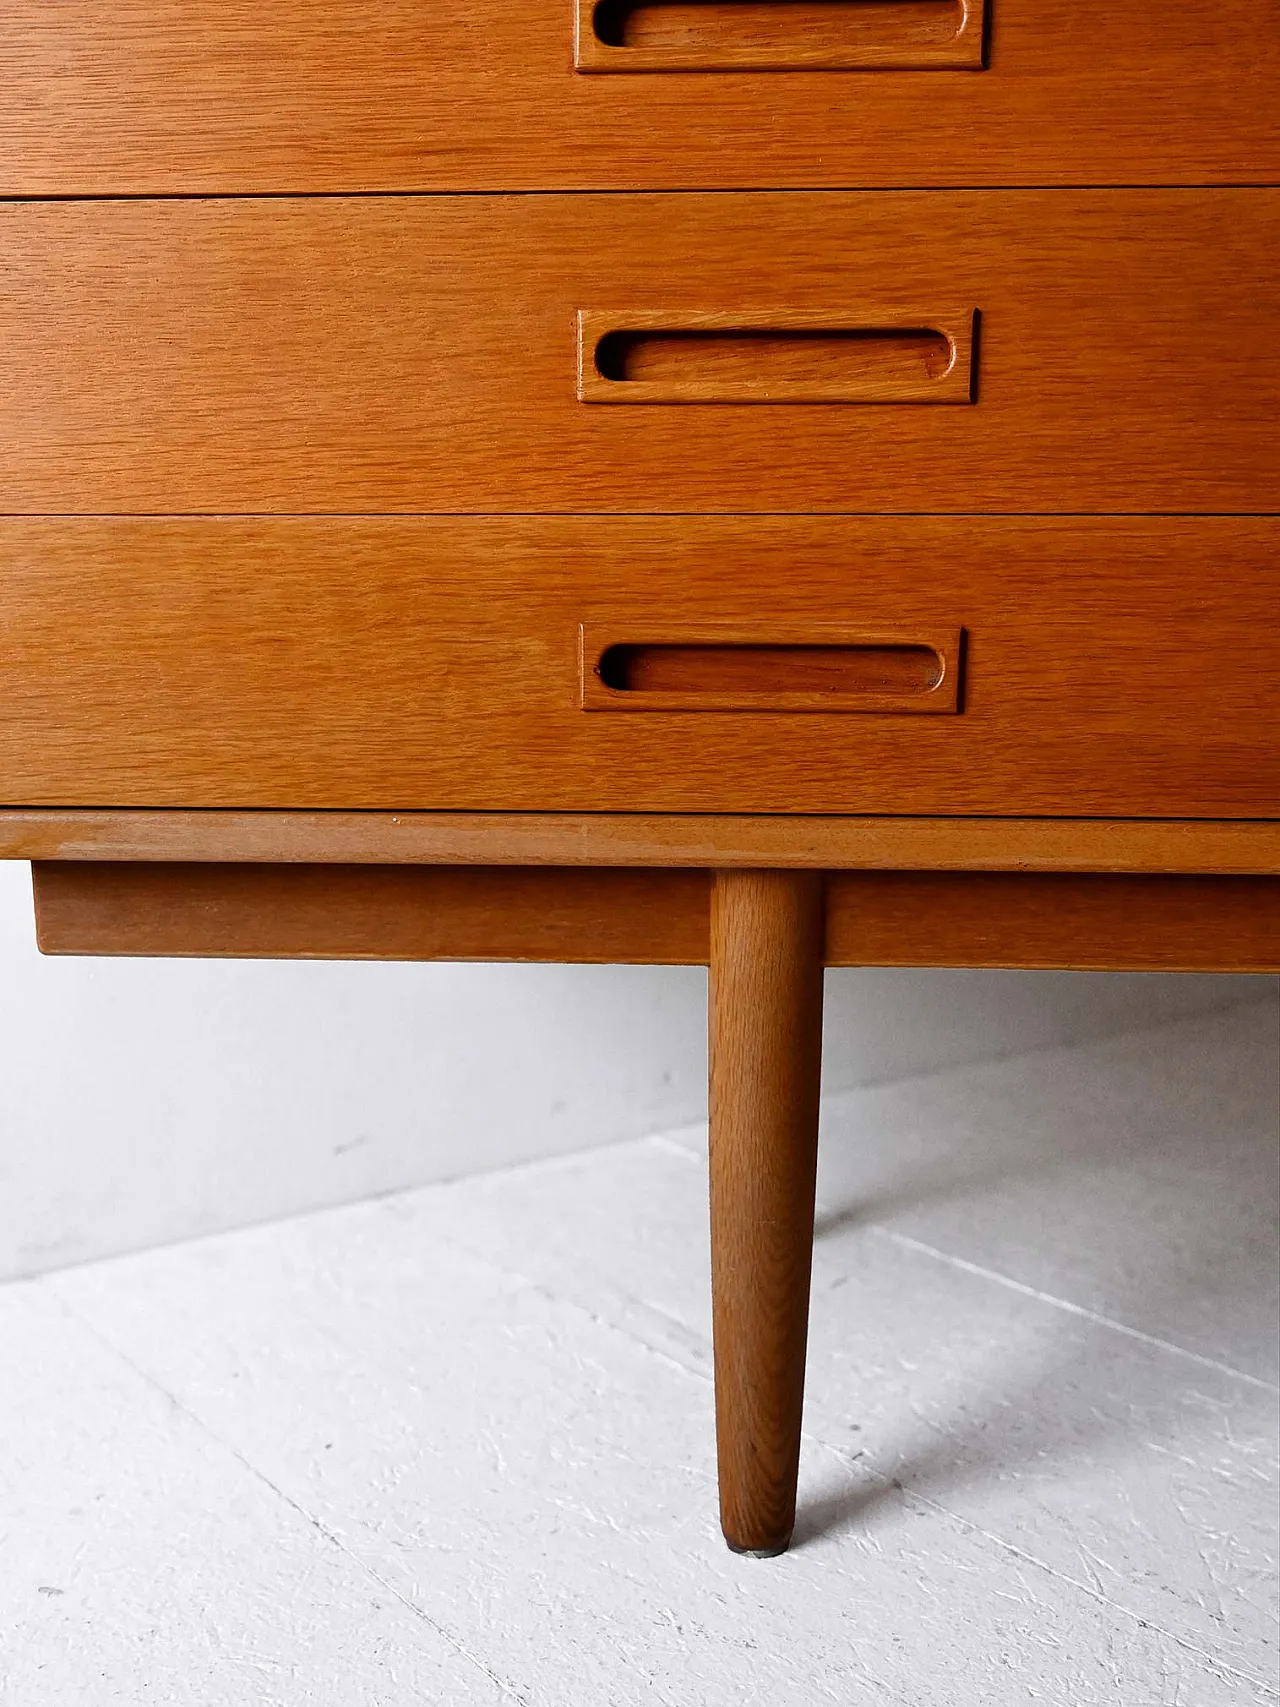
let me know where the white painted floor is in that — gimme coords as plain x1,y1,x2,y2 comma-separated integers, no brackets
2,997,1276,1705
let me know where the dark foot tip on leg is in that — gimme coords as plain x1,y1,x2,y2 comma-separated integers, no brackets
725,1533,792,1559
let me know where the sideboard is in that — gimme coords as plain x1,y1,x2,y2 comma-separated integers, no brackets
2,1,1276,1556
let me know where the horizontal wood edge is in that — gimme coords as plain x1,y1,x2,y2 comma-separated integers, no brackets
30,864,1280,973
5,813,1280,874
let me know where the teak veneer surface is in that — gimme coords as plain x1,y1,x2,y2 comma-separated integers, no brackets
2,194,1275,515
10,0,1277,1574
31,864,1280,974
2,0,1275,191
708,870,825,1555
1,518,1274,818
31,864,713,965
4,815,1280,876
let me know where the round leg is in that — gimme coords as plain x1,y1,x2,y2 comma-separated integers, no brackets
709,868,826,1557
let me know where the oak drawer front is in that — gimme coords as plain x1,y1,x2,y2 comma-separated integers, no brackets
2,192,1275,516
2,518,1275,819
2,1,1275,192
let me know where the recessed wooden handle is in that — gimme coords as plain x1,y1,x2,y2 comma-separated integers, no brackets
580,625,963,713
577,310,977,404
575,0,986,73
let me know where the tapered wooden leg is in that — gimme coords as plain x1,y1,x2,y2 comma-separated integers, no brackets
709,868,826,1557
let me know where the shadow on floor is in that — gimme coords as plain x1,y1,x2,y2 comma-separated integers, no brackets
794,1002,1280,1547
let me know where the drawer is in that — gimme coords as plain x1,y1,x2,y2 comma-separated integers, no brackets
2,517,1275,818
2,192,1275,516
2,1,1275,192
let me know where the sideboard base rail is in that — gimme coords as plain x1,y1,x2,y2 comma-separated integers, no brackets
30,861,1280,972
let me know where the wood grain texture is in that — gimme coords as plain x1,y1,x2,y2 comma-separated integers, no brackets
5,814,1280,875
2,0,1274,190
1,194,1276,514
824,872,1280,972
31,864,709,963
1,518,1275,816
579,623,961,715
31,864,1280,972
709,870,825,1555
575,0,985,73
576,308,975,405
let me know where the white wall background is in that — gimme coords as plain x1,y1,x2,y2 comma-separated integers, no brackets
0,858,1269,1280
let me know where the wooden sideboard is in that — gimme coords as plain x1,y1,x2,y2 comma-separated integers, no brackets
2,1,1276,1557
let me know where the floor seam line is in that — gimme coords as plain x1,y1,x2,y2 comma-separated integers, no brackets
379,1204,719,1394
40,1278,541,1707
798,1433,1277,1692
417,1130,671,1195
412,1212,1280,1680
5,1135,675,1290
870,1227,1280,1393
886,1473,1280,1696
32,1082,1277,1700
399,1211,1280,1684
652,1129,705,1163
